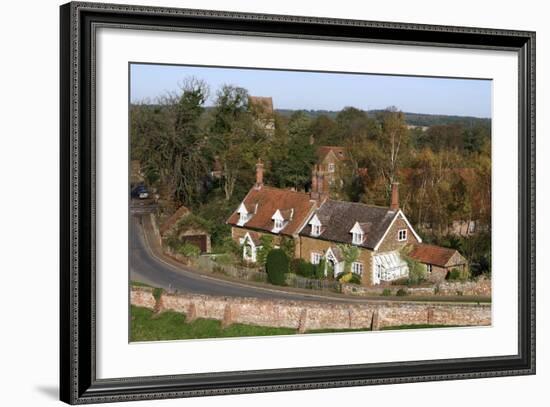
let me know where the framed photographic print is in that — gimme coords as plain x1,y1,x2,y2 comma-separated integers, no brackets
60,1,535,404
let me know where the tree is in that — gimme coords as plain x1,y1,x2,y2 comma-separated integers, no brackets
130,77,210,207
209,85,269,201
337,244,359,274
266,249,289,286
267,111,316,190
377,107,409,188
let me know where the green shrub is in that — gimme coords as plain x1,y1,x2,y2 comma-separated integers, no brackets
213,253,234,265
152,287,163,301
382,288,392,296
447,269,461,280
266,249,289,286
349,273,361,285
337,272,361,285
178,242,201,258
296,260,315,278
312,259,326,280
396,288,408,297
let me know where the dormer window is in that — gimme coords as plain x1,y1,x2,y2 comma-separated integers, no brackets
328,163,335,173
237,202,250,226
272,209,285,233
350,222,365,245
309,214,322,237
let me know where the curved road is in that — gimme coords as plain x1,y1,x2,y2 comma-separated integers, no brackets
130,214,484,304
130,215,351,302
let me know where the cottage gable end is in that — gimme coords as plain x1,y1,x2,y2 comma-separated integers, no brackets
374,210,422,252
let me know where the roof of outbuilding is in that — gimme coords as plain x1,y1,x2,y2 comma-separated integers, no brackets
300,200,397,249
407,243,466,267
227,186,317,236
160,205,191,236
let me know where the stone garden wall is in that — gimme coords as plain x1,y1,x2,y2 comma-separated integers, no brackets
130,287,491,332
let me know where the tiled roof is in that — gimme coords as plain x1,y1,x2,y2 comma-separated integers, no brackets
317,146,346,162
248,96,274,115
227,186,316,236
408,243,466,267
160,205,191,236
300,200,397,249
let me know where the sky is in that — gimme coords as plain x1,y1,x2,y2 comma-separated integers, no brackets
130,63,492,118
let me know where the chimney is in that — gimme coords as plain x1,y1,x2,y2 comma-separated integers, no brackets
255,159,264,189
390,182,399,211
311,166,318,197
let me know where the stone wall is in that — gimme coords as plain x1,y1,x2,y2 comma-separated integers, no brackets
341,276,491,298
131,288,491,332
130,286,157,309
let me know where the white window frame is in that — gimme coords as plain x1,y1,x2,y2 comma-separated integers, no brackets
311,252,322,265
311,224,321,237
398,229,407,241
427,264,433,274
274,219,283,231
351,261,364,275
352,232,364,245
309,214,322,237
328,162,335,173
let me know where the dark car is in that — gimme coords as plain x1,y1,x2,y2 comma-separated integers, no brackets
131,184,150,199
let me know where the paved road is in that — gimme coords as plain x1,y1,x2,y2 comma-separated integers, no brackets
130,215,353,302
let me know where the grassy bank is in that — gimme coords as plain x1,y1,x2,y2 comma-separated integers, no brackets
130,306,297,341
130,306,461,341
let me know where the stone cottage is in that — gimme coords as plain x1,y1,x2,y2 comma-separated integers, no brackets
226,160,318,262
407,243,467,282
227,160,467,286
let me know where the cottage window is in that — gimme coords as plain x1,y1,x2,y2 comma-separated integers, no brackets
352,232,364,245
239,213,248,225
311,224,321,237
398,229,407,241
352,262,364,275
328,163,335,173
274,219,283,231
427,264,433,274
311,252,322,265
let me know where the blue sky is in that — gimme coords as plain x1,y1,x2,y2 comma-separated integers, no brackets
130,63,492,118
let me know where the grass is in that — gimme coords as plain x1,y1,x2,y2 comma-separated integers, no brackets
130,306,464,341
130,280,154,288
130,306,296,341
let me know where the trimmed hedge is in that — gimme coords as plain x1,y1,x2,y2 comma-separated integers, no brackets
266,249,289,286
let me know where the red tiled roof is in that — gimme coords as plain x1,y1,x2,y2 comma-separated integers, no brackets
248,96,274,115
408,243,465,267
317,146,346,162
160,205,190,236
227,186,316,236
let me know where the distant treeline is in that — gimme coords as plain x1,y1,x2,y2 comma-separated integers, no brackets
276,108,491,129
131,104,491,129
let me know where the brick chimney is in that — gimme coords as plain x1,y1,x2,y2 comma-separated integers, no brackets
255,159,264,189
311,167,318,195
390,182,399,211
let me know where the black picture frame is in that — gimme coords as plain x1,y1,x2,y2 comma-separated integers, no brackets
60,2,536,404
